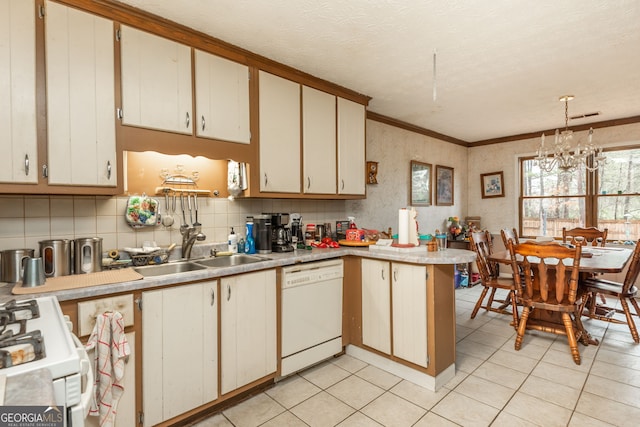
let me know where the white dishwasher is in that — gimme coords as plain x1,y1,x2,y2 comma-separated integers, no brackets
281,259,344,377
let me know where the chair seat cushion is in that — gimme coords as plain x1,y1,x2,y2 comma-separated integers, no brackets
582,278,638,297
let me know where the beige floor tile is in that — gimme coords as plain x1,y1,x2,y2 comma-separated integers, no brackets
290,391,354,427
472,361,528,390
490,411,539,427
599,335,640,357
568,411,617,427
502,392,572,426
463,329,512,349
519,375,581,410
590,359,640,388
260,411,308,427
191,413,233,427
266,375,321,409
499,338,550,360
431,390,500,426
540,347,594,373
442,368,469,390
488,349,539,374
456,339,499,359
389,379,449,410
335,412,383,426
456,324,475,341
326,375,384,410
413,412,458,426
583,373,640,409
477,319,517,339
222,394,285,427
355,365,401,390
595,348,640,370
360,392,426,427
454,374,516,409
455,352,485,373
331,354,368,373
299,360,351,389
530,360,588,390
575,391,640,427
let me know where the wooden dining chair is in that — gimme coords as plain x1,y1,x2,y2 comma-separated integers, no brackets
507,240,586,364
469,231,519,328
562,227,608,247
580,240,640,343
500,227,520,248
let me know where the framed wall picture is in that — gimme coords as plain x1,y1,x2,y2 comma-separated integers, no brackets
480,171,505,198
436,165,454,206
410,161,432,206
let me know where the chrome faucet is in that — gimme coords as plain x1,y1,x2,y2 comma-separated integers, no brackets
181,225,206,259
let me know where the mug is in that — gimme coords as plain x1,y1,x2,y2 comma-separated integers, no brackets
22,257,46,287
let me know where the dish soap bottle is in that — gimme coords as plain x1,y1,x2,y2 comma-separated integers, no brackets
228,227,238,253
244,218,256,254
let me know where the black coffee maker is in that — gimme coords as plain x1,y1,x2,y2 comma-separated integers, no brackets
267,213,294,252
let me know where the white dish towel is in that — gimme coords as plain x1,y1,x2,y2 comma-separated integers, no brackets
85,311,130,427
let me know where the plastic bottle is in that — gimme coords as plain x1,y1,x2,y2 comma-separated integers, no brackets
348,216,357,229
228,227,238,253
244,219,256,254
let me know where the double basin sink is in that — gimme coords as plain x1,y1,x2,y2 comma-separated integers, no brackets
133,254,269,277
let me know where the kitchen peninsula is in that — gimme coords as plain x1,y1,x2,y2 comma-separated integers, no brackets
0,244,475,425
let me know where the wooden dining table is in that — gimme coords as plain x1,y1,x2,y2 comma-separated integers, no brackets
488,245,634,346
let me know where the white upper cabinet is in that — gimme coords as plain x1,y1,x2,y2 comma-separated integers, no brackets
337,97,366,195
302,86,336,194
258,71,301,193
45,1,116,186
0,0,37,184
120,25,192,134
194,50,250,144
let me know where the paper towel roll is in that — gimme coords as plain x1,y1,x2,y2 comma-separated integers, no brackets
398,209,409,244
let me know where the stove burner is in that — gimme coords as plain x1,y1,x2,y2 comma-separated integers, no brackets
0,300,46,368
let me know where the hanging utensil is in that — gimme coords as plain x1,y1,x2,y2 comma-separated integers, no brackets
180,193,188,228
187,194,194,226
162,191,174,227
193,194,201,227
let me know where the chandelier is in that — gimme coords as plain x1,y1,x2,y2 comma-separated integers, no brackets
535,95,607,172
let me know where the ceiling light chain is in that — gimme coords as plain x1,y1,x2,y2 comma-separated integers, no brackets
432,49,437,102
534,95,607,173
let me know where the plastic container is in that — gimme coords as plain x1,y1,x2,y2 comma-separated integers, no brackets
228,227,238,253
245,219,256,254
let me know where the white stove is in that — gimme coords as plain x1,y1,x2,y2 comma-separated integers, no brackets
0,297,93,426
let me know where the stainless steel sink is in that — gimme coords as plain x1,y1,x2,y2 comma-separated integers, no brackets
194,254,268,268
133,261,207,277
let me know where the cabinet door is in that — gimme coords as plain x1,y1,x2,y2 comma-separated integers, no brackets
86,331,135,427
194,50,250,143
258,71,300,193
220,269,277,394
392,263,428,367
120,25,192,134
302,86,336,194
45,1,116,186
361,259,391,354
337,97,366,195
0,0,37,184
142,282,217,426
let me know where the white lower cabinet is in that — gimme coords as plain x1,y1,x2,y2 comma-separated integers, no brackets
361,258,391,354
361,259,428,367
392,263,428,367
220,269,277,395
142,282,217,426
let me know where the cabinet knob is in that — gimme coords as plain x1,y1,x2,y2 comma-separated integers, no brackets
264,173,268,188
341,179,345,190
211,288,215,306
24,155,29,176
106,161,112,180
202,115,206,132
307,177,311,189
227,284,231,301
381,269,385,280
42,164,48,179
185,112,190,128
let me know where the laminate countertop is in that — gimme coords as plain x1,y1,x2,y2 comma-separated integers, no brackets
0,245,476,303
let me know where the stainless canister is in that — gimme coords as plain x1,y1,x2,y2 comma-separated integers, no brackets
74,237,103,274
0,249,35,283
39,239,73,277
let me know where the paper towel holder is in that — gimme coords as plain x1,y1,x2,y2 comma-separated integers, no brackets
410,161,432,206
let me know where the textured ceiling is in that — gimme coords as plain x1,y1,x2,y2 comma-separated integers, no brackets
114,0,640,143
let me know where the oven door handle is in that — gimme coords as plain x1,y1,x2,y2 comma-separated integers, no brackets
71,333,95,422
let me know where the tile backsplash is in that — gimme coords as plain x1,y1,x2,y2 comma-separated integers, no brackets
0,195,347,254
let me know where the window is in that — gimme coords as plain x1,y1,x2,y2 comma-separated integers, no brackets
520,147,640,241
